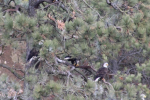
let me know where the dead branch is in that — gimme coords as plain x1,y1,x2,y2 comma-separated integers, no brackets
0,64,24,79
3,5,21,15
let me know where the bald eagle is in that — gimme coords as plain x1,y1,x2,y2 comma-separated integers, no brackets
64,56,79,67
94,63,108,82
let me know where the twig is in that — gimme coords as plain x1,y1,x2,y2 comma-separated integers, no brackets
11,67,24,73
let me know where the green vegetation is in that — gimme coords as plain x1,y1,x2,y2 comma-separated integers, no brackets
0,0,150,99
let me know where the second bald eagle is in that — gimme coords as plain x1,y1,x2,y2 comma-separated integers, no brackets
94,63,108,82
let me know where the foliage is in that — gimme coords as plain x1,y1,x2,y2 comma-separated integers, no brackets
0,74,22,99
0,0,150,99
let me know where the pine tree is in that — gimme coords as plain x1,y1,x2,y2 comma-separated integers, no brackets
0,0,150,99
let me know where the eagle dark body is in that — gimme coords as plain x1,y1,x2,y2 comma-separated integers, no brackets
68,58,78,66
64,56,79,66
94,67,108,81
27,48,40,68
27,48,39,61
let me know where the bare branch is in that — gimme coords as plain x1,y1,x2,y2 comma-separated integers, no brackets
0,64,24,79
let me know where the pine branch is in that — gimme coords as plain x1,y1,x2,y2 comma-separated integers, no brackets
45,59,71,76
81,0,101,19
56,57,88,81
76,65,96,75
30,0,68,12
0,64,24,79
74,69,88,82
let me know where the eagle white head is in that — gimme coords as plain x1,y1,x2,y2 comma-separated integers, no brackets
103,63,108,68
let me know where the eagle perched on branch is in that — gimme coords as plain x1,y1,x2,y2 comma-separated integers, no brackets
94,63,108,82
64,56,80,67
27,48,40,68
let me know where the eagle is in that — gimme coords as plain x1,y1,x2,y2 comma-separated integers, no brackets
27,48,39,61
27,48,40,68
94,63,108,82
64,56,79,67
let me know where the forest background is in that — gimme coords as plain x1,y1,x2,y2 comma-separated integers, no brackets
0,0,150,100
